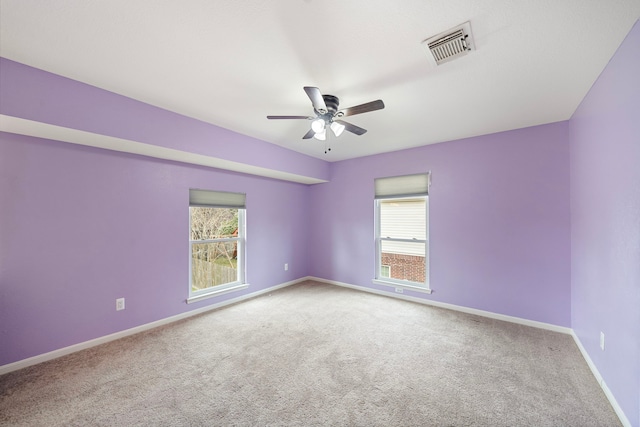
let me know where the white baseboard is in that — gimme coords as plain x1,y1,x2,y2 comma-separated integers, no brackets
0,277,306,376
309,276,572,334
570,331,631,427
2,276,631,427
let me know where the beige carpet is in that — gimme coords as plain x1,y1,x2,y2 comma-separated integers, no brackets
0,281,621,426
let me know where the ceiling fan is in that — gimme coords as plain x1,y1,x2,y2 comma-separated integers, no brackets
267,86,385,141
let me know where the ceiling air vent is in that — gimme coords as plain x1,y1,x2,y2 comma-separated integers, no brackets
422,21,474,66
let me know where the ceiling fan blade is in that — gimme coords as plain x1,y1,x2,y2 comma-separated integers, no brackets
302,129,315,139
304,86,328,114
338,99,385,117
267,115,312,120
335,120,367,136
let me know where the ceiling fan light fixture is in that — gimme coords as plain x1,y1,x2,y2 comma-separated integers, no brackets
330,121,345,137
313,128,326,141
311,118,325,133
267,86,385,145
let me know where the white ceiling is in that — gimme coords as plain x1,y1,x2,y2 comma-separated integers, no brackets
1,1,639,162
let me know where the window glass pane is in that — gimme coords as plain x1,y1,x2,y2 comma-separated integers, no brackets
190,207,239,240
380,240,426,283
191,241,238,291
381,265,391,278
380,199,426,240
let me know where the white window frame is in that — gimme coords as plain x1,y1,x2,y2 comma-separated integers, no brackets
373,173,431,294
187,190,248,303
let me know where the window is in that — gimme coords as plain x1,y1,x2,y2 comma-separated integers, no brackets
374,173,430,292
188,189,247,302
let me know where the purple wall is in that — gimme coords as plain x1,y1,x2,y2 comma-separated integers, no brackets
0,58,329,183
309,122,571,326
0,132,311,366
0,58,326,366
569,20,640,427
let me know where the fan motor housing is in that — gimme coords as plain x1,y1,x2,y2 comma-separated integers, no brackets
319,95,339,116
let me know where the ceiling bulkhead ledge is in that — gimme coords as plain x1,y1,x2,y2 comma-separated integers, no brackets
0,58,329,184
0,114,327,185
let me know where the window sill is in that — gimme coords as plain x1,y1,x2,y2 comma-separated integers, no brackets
372,279,432,294
187,283,249,304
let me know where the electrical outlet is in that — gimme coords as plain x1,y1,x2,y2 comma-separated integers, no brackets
395,288,403,294
600,332,605,350
284,263,288,271
116,298,125,311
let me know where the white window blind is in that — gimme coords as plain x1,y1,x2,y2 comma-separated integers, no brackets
374,173,430,199
189,189,246,208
